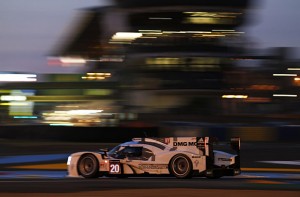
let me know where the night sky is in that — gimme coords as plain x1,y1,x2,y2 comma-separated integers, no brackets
0,0,299,73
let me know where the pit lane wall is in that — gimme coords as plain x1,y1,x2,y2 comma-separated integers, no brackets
0,125,299,142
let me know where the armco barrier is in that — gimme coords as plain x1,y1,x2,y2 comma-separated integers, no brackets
0,125,299,142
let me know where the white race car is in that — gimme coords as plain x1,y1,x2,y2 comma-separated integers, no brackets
67,137,241,179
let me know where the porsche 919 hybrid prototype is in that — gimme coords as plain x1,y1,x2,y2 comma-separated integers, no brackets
67,137,241,179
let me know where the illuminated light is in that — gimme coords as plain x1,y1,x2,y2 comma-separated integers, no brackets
0,74,37,82
149,17,172,20
185,31,212,34
44,116,72,121
183,11,242,16
104,160,108,163
273,94,297,97
288,68,300,71
226,31,244,34
82,73,111,81
67,110,103,115
139,29,161,32
294,77,300,81
0,102,29,106
222,95,248,99
273,74,297,77
201,34,226,37
52,111,67,114
111,32,142,41
49,123,74,126
60,57,86,64
212,29,236,32
1,95,27,101
163,31,188,34
13,116,38,119
87,72,111,76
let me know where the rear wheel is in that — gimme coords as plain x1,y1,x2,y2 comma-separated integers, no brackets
169,154,193,179
77,154,99,178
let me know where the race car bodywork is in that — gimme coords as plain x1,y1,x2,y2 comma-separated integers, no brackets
67,137,241,179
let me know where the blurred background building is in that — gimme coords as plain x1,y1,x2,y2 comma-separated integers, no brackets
1,0,300,127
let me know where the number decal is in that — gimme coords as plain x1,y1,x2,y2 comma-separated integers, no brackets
110,164,120,173
109,161,121,174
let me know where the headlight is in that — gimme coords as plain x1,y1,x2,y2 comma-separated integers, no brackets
67,156,72,165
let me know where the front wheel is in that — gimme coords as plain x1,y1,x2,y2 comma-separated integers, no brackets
77,154,99,178
169,154,193,179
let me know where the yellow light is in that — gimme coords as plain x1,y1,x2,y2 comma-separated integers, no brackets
59,57,86,64
294,77,300,81
273,74,297,77
0,102,29,106
1,95,27,101
67,110,103,115
222,95,248,99
288,68,300,71
111,32,142,41
82,73,111,80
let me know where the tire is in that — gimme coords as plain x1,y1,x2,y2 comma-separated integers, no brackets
169,154,193,179
77,154,99,178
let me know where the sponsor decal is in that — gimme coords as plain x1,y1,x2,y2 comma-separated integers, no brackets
173,142,198,146
164,138,170,145
138,164,168,170
196,137,205,150
192,156,201,158
218,158,232,162
194,160,199,167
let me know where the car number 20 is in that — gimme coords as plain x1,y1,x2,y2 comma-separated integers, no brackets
109,161,121,174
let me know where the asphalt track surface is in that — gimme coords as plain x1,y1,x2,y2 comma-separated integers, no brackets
0,140,299,196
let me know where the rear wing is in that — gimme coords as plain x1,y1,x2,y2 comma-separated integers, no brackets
230,137,241,154
201,137,240,158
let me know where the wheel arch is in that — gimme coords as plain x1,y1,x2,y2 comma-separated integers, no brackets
76,152,102,178
168,153,193,178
